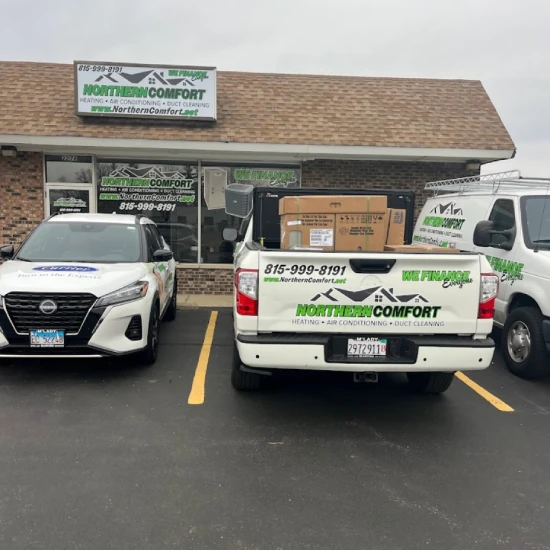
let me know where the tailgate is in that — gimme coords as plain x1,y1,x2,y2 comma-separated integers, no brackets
258,252,481,334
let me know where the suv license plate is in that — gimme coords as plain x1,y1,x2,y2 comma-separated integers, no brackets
30,330,65,348
347,338,387,358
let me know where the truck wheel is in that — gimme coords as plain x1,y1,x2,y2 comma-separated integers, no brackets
231,342,262,391
407,372,454,394
502,307,550,379
163,279,177,322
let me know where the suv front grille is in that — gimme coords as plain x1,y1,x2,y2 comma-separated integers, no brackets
4,292,97,334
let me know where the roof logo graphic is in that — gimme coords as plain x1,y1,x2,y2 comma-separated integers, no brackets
429,202,464,216
311,285,428,304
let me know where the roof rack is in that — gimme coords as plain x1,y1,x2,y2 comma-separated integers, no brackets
424,170,550,196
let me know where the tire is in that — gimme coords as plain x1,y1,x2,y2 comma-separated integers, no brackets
136,304,160,366
501,306,550,379
163,278,177,322
231,341,262,391
407,372,455,394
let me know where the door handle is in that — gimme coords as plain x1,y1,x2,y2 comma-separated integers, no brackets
349,259,396,274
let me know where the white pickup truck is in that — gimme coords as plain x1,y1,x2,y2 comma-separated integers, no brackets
223,187,499,395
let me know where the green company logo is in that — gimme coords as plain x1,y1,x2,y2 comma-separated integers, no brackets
295,304,442,319
422,216,465,231
101,177,194,189
402,270,472,288
485,255,524,283
83,84,207,101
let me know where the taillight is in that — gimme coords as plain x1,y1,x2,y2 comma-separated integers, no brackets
236,269,258,316
478,273,499,319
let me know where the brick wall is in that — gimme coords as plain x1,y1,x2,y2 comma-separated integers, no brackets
301,160,479,218
0,152,44,245
177,266,233,295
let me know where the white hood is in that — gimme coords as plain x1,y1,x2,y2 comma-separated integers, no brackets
0,261,148,297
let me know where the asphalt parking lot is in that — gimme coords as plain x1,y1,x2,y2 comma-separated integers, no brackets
1,309,550,550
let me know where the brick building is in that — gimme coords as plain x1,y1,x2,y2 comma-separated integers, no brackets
0,61,515,294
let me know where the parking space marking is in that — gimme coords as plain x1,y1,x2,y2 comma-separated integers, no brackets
455,372,514,412
188,311,218,405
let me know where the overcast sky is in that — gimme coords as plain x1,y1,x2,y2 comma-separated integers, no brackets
1,0,548,176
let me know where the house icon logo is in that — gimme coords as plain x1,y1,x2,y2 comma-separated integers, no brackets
311,285,429,304
429,202,464,216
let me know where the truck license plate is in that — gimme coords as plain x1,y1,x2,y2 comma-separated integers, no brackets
30,330,65,348
347,338,387,357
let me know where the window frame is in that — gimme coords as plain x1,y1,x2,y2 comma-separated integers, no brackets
520,195,550,251
487,198,517,250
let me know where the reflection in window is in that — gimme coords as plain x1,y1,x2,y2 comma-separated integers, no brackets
488,199,515,247
45,155,93,183
523,197,550,244
96,160,199,263
200,165,300,263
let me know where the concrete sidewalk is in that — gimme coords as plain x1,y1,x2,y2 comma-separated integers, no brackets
177,294,232,309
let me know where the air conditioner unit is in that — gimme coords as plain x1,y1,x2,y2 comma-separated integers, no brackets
203,168,228,210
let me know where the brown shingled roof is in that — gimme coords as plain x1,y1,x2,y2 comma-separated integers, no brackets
0,61,515,151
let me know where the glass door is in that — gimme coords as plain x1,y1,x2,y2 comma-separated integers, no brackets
45,184,95,216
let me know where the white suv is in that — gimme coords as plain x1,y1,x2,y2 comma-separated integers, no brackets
0,213,177,364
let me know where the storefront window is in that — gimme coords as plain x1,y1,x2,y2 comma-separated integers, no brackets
96,160,199,263
45,155,93,183
200,165,300,263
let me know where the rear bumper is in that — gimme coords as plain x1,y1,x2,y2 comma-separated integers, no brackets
236,333,495,373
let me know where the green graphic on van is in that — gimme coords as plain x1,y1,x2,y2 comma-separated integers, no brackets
402,270,472,288
485,255,524,283
412,235,454,248
422,216,466,231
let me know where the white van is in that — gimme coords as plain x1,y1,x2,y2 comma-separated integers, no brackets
413,170,550,379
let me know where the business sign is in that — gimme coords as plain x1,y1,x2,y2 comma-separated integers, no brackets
97,162,198,215
231,167,301,188
49,189,90,214
74,61,216,121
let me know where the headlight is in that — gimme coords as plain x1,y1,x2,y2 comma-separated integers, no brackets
96,281,149,308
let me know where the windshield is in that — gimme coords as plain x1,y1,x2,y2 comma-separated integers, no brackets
521,196,550,248
16,222,142,263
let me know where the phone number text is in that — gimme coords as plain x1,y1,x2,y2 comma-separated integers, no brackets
78,64,123,73
264,264,346,276
119,202,176,212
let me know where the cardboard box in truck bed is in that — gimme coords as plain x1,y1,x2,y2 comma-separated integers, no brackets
385,208,406,246
279,195,387,251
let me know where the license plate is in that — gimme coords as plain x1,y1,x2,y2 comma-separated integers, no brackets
30,330,65,348
347,338,387,357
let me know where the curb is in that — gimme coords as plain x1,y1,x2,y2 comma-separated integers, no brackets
176,294,233,310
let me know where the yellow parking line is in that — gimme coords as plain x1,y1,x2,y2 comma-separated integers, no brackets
455,372,514,412
188,311,218,405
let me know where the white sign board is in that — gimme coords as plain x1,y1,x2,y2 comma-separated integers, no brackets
74,61,216,121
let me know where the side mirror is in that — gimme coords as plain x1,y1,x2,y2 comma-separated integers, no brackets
0,245,14,259
153,249,173,262
473,221,493,248
473,221,514,251
223,228,239,242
